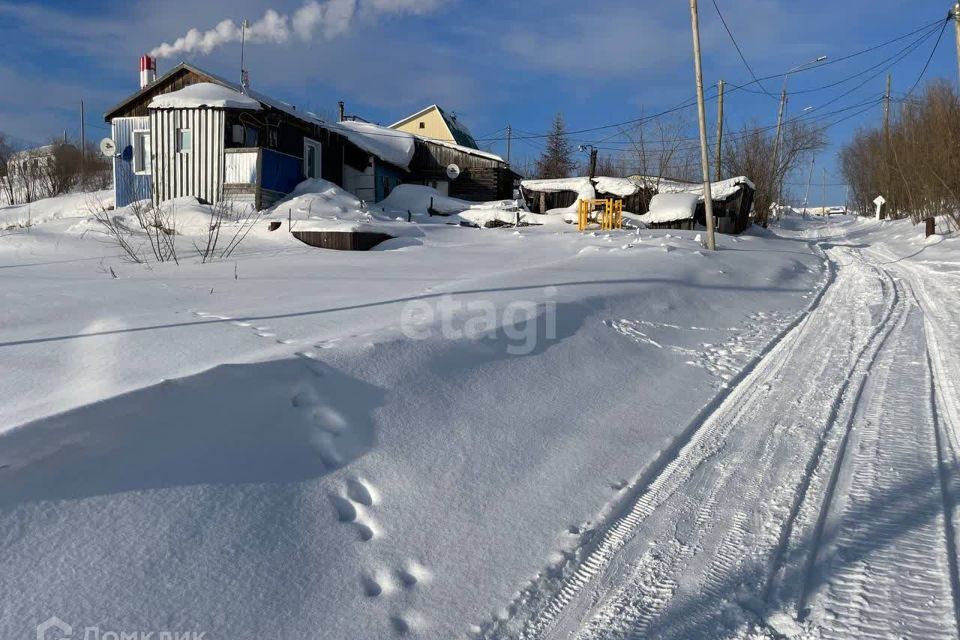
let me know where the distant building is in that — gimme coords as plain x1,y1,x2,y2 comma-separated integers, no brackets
6,145,58,177
104,60,516,209
390,105,479,149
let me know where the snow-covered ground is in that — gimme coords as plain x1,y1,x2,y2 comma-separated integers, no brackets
0,189,956,639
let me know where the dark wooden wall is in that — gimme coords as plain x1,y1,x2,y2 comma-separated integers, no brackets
409,142,513,201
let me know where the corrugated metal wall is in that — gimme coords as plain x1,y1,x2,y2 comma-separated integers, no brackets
149,108,225,204
111,117,152,207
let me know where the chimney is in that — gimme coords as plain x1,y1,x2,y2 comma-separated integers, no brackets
139,55,157,89
338,101,345,122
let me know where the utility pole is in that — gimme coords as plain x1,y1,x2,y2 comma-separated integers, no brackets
506,124,512,165
80,99,85,189
715,80,725,182
822,167,827,213
802,156,814,218
588,147,598,179
954,3,960,88
770,88,787,225
883,73,892,137
689,0,716,250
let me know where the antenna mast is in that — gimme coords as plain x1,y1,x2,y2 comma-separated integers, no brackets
240,19,250,92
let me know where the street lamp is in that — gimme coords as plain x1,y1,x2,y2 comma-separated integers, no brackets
771,55,827,222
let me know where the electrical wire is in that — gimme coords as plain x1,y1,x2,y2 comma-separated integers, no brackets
711,0,777,99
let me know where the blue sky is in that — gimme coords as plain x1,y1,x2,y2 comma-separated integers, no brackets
0,0,954,205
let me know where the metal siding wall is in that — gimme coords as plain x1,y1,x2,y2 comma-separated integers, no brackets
149,107,226,204
111,117,151,207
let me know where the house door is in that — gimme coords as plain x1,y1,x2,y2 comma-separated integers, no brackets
304,139,322,179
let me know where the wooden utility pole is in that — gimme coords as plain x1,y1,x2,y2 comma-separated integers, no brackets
769,89,787,225
802,156,815,218
822,167,827,213
715,80,725,182
883,73,892,136
588,147,598,179
80,99,85,189
689,0,716,250
506,124,512,165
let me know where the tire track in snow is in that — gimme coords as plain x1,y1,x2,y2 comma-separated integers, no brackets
803,282,960,639
573,249,901,640
473,245,842,639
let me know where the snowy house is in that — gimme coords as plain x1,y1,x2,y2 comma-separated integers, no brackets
521,175,754,233
104,61,418,210
103,60,517,210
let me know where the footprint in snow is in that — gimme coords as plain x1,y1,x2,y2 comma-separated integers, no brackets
329,477,380,542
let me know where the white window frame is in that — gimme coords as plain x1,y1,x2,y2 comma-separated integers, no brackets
133,129,151,175
304,138,322,179
176,128,192,154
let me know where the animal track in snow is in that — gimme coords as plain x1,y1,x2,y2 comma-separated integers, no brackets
328,477,381,542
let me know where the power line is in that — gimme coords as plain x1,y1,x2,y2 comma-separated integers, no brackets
711,0,776,99
476,14,945,144
903,17,950,98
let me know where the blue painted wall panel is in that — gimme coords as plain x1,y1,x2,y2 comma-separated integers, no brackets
261,149,303,194
375,162,405,202
111,117,152,207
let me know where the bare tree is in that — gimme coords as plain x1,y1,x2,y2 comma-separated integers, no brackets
840,81,960,230
722,120,826,226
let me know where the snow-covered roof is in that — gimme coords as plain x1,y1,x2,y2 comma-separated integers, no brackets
421,137,505,163
520,177,594,193
594,176,641,197
328,120,416,170
638,192,699,224
148,83,262,110
633,175,755,201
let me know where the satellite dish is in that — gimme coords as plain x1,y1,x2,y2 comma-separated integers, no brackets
446,163,461,180
99,138,117,158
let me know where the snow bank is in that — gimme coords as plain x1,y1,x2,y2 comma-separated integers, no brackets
148,83,262,110
639,192,698,224
0,190,112,229
265,178,421,237
0,201,834,640
379,184,473,215
329,121,416,170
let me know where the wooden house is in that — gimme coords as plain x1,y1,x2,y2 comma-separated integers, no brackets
521,175,754,234
389,105,479,149
104,60,518,210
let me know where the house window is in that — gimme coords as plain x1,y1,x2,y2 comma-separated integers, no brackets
231,125,259,147
419,122,425,129
176,128,192,154
133,130,151,175
304,138,322,179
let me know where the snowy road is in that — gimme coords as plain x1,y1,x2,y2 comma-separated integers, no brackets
486,222,960,639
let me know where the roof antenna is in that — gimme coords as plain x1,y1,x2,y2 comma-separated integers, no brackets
240,19,250,93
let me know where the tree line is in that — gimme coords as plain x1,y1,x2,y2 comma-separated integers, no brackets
0,133,111,205
840,80,960,229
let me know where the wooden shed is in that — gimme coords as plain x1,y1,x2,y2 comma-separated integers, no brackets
408,139,517,201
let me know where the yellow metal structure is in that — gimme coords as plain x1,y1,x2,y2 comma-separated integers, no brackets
577,198,623,231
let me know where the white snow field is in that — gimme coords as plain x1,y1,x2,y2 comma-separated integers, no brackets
0,189,957,640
